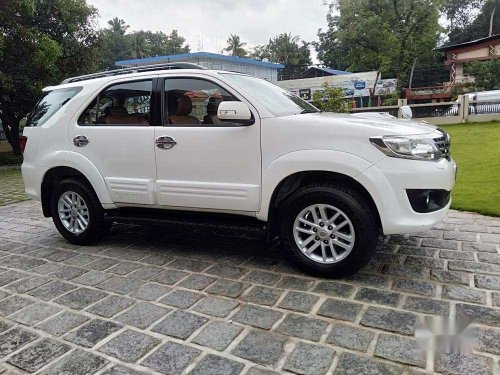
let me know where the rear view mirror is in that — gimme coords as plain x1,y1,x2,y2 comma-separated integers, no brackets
218,101,252,121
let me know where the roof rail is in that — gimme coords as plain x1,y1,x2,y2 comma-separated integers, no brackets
60,62,206,84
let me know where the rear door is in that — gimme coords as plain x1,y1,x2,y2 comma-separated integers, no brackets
70,78,157,205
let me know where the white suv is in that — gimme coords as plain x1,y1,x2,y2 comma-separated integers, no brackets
21,63,456,277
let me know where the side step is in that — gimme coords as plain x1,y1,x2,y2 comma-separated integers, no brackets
105,208,266,236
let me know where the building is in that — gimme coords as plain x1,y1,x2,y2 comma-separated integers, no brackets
115,52,284,82
438,34,500,84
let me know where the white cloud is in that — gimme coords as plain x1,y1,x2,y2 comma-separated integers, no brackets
87,0,329,62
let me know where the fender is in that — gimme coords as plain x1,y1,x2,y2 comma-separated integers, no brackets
257,150,374,221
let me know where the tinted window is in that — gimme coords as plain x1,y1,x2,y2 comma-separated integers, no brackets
27,87,81,127
79,80,152,126
164,78,238,126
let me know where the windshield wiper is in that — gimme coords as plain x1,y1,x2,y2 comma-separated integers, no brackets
300,109,319,114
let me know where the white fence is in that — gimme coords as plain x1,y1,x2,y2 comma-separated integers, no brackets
350,95,500,125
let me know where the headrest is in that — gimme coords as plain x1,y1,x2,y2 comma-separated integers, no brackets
105,106,128,116
176,96,193,116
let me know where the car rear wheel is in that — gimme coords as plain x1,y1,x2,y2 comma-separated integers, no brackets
51,178,111,245
280,183,378,278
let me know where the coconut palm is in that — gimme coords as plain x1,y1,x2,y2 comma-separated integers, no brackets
224,34,247,57
107,17,129,35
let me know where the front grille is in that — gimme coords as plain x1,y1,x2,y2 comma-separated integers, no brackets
434,128,451,160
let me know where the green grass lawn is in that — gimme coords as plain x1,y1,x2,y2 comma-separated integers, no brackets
442,121,500,217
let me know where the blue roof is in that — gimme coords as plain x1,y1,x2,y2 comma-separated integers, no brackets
307,66,352,75
115,52,284,69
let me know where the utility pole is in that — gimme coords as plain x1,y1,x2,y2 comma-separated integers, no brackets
490,4,497,36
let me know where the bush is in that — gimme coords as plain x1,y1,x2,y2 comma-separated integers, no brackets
312,83,350,112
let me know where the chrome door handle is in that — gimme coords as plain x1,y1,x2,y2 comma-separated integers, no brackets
73,135,89,147
156,136,177,150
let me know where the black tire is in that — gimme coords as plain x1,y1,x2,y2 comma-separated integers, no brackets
279,183,378,278
50,178,110,245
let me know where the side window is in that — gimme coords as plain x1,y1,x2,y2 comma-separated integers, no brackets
163,78,239,126
78,80,152,126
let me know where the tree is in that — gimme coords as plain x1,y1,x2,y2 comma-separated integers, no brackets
0,0,100,154
164,30,190,55
225,34,247,57
131,31,149,59
312,83,350,112
252,33,311,65
465,60,500,90
107,17,129,35
315,0,442,90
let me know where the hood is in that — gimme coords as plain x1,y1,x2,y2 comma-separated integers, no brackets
298,112,437,136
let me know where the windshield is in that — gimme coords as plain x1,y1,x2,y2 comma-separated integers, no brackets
222,73,319,117
27,87,81,127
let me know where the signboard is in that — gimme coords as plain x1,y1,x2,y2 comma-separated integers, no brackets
299,89,311,101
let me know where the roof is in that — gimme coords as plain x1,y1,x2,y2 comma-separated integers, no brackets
301,66,352,78
437,34,500,52
116,52,285,69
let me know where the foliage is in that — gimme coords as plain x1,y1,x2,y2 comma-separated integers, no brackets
311,83,350,112
225,34,247,57
0,0,101,154
441,122,500,217
381,92,399,106
465,60,500,91
315,0,442,90
251,33,311,65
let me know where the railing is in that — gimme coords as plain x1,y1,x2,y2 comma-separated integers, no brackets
408,102,460,118
468,100,500,115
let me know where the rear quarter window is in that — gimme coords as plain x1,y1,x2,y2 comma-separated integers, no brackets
27,87,82,127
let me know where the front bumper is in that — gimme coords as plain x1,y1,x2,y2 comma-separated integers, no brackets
358,156,456,235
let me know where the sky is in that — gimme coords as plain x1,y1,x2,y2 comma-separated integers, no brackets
87,0,330,62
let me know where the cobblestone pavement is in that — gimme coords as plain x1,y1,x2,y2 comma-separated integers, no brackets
0,169,28,207
0,200,499,375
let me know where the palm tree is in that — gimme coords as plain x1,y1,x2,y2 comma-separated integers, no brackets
224,34,247,57
131,31,149,59
107,17,129,35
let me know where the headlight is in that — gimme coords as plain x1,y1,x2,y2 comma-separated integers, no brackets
370,135,443,161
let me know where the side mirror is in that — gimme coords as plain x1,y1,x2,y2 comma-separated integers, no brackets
399,105,413,119
218,101,252,121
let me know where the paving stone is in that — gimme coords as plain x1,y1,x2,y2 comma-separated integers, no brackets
86,295,135,318
449,260,500,275
101,248,146,261
232,304,282,329
276,276,314,291
152,310,207,339
492,292,500,307
344,272,391,287
49,265,88,280
246,367,280,375
474,274,500,291
2,255,47,270
54,287,108,309
178,274,216,290
5,275,51,293
107,261,142,275
160,289,204,308
0,270,28,287
10,302,61,326
0,295,34,316
87,257,120,271
462,242,497,253
64,254,100,266
193,296,239,317
0,327,38,356
102,365,148,375
0,321,11,334
207,279,245,297
242,270,281,286
389,235,420,246
142,341,201,374
115,302,170,329
72,270,112,286
192,321,243,351
7,338,71,372
421,238,459,249
205,264,248,279
313,281,354,297
382,264,429,279
375,334,425,367
232,330,286,366
284,342,335,375
276,313,328,341
279,291,319,313
398,246,437,257
36,311,90,336
443,231,477,242
96,276,144,295
456,303,500,326
168,258,212,272
189,354,244,375
435,353,493,375
64,319,121,347
27,280,77,300
243,286,282,306
361,307,416,335
98,330,160,362
150,269,188,285
129,265,164,280
140,253,174,266
333,352,402,375
480,232,500,244
355,287,401,306
439,250,475,260
477,252,500,265
129,283,171,301
403,296,451,315
327,324,374,352
393,279,437,296
46,250,78,262
442,285,487,304
39,349,109,375
317,298,362,322
478,327,500,355
405,256,445,269
430,269,470,285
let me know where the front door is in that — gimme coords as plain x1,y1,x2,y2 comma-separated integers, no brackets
71,78,157,205
154,76,261,212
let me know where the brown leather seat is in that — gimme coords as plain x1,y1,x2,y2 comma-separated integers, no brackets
101,106,149,126
168,95,200,125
